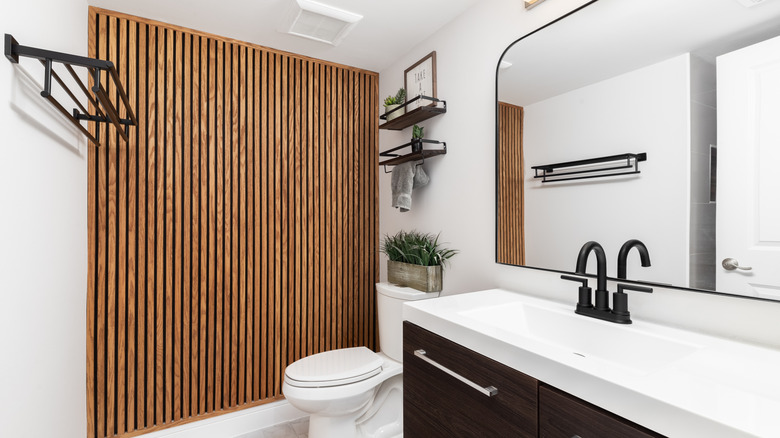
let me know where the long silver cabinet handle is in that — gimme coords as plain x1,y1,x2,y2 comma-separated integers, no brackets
414,349,498,397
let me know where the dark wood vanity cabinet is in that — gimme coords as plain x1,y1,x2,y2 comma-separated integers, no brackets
403,321,539,437
539,384,665,438
403,321,665,438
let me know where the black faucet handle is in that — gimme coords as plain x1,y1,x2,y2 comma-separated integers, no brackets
561,274,588,287
611,283,653,324
561,275,593,311
617,284,653,294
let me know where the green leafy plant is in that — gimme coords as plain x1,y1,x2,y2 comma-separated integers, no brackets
380,230,458,268
412,124,424,140
383,88,406,106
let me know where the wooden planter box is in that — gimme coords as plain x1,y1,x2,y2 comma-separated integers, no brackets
387,260,442,292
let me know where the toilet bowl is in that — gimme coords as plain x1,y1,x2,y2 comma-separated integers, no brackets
282,282,439,438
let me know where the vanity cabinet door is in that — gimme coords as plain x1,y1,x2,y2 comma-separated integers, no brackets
403,321,538,437
539,384,665,438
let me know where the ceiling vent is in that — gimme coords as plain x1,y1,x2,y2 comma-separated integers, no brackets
281,0,363,46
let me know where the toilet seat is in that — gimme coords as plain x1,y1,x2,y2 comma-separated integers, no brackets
285,347,384,388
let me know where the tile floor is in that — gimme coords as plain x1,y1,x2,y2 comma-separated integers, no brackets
235,417,309,438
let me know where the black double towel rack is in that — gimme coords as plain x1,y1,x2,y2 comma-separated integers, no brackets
532,153,647,183
4,33,137,147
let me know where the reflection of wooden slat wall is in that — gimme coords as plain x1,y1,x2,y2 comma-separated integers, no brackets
86,8,379,438
497,102,524,265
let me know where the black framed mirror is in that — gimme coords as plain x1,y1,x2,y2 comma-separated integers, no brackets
496,0,780,301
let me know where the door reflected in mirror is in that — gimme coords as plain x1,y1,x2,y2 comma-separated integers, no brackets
495,0,780,300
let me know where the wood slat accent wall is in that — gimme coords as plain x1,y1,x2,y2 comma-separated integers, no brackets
497,102,525,265
86,8,379,438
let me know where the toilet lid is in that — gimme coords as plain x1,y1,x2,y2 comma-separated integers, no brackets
285,347,383,388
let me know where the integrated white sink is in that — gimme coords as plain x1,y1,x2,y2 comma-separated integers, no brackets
460,301,701,375
403,288,780,437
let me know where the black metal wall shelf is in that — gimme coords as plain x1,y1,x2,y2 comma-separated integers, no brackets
379,95,446,131
532,152,647,183
4,33,137,147
379,139,446,172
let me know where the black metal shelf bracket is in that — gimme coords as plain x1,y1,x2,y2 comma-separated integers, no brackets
379,139,447,173
532,152,647,183
379,95,447,121
4,33,137,147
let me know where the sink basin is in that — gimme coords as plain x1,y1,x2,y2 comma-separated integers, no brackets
460,301,701,375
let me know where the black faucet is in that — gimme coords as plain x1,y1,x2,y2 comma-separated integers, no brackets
617,239,651,279
575,241,609,311
561,240,653,324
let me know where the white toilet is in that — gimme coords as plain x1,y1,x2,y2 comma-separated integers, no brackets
282,282,439,438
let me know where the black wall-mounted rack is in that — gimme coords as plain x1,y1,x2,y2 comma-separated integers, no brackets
379,95,447,131
379,139,447,173
4,33,137,147
532,152,647,183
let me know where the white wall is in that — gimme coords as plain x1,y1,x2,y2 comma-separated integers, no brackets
378,0,780,349
523,54,691,286
378,0,594,295
0,1,88,437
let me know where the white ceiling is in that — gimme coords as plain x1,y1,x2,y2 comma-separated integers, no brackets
87,0,480,72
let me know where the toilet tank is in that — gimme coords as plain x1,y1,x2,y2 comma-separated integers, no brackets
376,282,439,362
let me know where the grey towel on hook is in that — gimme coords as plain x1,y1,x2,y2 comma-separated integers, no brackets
391,162,429,212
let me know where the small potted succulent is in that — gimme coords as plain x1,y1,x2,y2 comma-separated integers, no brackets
380,230,458,292
383,88,406,121
411,124,424,153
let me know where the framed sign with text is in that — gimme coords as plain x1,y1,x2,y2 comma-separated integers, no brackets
404,51,437,111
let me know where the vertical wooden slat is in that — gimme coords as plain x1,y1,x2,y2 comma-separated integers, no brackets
280,54,290,383
182,30,192,421
136,21,148,431
145,23,157,430
294,58,303,364
125,19,137,433
274,53,283,396
244,46,254,404
96,13,106,433
312,63,322,356
230,42,240,408
154,24,165,427
238,44,248,406
260,49,270,401
172,28,184,423
214,38,224,413
327,64,335,352
105,13,118,438
115,16,128,436
337,67,344,350
163,27,175,425
89,9,379,437
198,35,209,417
250,47,261,403
87,10,98,438
346,69,355,348
190,33,202,419
206,36,217,415
305,59,313,359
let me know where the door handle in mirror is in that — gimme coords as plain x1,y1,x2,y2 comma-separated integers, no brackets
722,258,752,271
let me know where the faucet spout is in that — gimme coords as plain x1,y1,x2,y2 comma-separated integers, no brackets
617,239,651,279
575,241,607,294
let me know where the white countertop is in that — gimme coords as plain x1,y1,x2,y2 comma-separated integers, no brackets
403,289,780,437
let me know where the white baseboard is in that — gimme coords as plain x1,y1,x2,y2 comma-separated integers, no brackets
140,399,307,438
